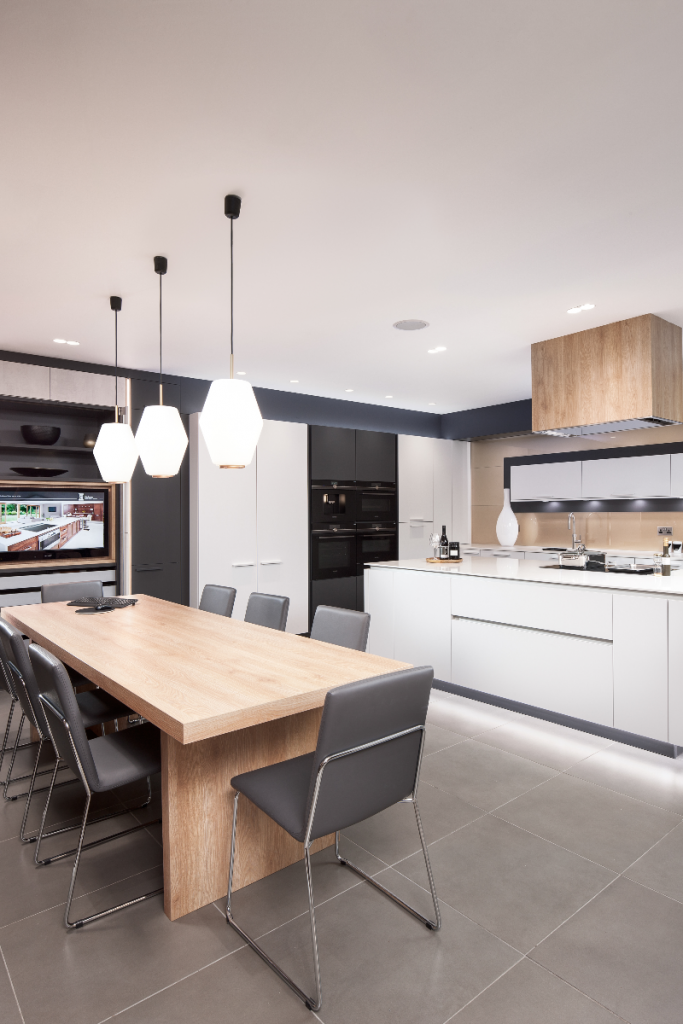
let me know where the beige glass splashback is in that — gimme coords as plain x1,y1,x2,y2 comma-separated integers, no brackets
472,423,683,550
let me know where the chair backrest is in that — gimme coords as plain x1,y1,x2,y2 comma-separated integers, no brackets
199,584,236,617
305,666,433,842
244,593,289,631
310,605,370,652
28,643,99,789
41,579,103,604
0,620,18,700
0,619,45,735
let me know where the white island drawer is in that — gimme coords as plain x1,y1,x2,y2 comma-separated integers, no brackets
452,618,613,726
451,575,612,640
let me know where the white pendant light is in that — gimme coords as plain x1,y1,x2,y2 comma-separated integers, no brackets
93,296,139,483
135,256,189,478
199,195,263,468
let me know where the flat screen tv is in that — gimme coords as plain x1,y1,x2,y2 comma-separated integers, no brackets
0,486,111,563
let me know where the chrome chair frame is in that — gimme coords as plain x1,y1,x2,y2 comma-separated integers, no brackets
225,723,440,1012
0,658,34,788
37,693,162,929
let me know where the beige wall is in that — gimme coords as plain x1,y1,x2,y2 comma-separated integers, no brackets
472,424,683,550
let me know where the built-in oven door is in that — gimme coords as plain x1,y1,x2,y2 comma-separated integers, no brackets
356,523,398,572
356,486,397,523
310,486,357,526
310,528,357,580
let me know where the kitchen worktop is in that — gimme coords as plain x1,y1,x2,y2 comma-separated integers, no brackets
463,543,683,560
369,556,683,596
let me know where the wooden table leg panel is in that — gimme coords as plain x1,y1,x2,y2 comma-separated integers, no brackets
162,706,332,921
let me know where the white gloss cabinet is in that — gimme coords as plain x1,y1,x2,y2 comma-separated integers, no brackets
433,438,454,537
364,567,396,658
581,454,670,499
668,599,683,745
398,435,435,526
255,420,309,634
190,416,308,631
613,593,668,742
670,454,683,498
510,460,582,501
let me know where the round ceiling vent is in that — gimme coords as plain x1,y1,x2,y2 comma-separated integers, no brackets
393,319,429,330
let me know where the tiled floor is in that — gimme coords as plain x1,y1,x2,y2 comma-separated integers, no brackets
2,688,683,1024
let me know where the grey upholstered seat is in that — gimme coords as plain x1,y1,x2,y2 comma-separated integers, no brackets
309,605,370,652
227,666,440,1011
29,644,162,928
244,592,289,631
41,579,104,603
199,584,236,617
0,618,132,832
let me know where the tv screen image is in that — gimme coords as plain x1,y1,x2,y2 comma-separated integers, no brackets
0,488,109,562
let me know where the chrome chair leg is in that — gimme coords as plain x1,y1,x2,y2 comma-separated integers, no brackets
226,793,323,1011
3,714,71,802
19,740,77,844
333,798,441,932
63,785,163,929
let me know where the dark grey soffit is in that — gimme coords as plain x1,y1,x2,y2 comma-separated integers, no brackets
0,349,531,441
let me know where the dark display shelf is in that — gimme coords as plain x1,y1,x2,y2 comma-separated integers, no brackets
0,443,95,453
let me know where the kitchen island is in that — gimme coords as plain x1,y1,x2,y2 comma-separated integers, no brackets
364,557,683,755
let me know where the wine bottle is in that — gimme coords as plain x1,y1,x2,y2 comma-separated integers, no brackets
439,524,449,559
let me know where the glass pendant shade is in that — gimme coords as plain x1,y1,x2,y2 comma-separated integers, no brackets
93,421,139,483
199,378,263,468
135,404,189,478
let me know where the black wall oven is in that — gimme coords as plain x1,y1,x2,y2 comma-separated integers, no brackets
356,522,398,572
310,528,357,580
356,485,397,524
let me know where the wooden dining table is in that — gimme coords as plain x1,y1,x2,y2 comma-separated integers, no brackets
3,595,409,920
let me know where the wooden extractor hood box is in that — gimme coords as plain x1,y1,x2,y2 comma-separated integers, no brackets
531,313,683,435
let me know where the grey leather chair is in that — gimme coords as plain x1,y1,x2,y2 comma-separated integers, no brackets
30,644,163,929
0,634,32,784
244,593,289,631
226,665,440,1011
0,620,131,835
41,580,103,603
310,605,370,652
199,584,236,618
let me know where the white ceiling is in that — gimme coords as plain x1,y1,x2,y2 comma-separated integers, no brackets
2,0,683,414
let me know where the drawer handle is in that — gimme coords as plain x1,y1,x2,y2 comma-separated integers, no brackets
232,561,255,567
259,559,281,565
135,565,162,572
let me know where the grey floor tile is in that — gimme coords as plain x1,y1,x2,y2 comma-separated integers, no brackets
0,810,162,928
0,769,121,845
0,946,23,1024
256,868,520,1024
453,957,622,1024
113,944,313,1023
478,717,614,772
219,836,385,937
398,814,615,952
420,739,557,812
425,721,468,755
427,690,521,738
531,876,683,1024
0,867,243,1024
344,781,483,865
568,744,683,815
624,820,683,903
495,773,681,872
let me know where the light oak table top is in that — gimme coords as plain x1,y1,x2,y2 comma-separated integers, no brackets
3,595,410,744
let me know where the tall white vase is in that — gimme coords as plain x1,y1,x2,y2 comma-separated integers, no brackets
496,488,519,546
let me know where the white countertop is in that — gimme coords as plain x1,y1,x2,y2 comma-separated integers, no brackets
368,556,683,596
463,543,683,560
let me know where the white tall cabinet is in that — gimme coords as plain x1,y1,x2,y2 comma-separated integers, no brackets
190,416,309,633
398,435,470,559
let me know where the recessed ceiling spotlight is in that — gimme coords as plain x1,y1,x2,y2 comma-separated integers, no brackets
345,389,354,393
53,338,67,344
393,319,429,331
567,303,595,314
66,340,79,346
385,395,393,399
428,402,435,406
290,379,299,383
427,346,446,354
236,371,246,375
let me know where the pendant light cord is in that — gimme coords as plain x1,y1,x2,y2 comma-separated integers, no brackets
230,216,234,379
114,309,118,422
159,273,163,405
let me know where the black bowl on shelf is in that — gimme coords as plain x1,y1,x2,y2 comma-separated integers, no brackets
11,467,68,478
21,425,61,446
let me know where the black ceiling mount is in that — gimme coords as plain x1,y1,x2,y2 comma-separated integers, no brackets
109,295,122,312
224,194,242,220
154,255,168,275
